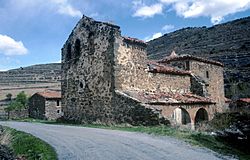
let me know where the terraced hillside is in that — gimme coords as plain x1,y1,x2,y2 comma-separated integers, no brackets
147,16,250,98
0,63,61,101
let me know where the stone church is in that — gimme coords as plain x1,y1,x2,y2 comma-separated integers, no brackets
61,15,225,128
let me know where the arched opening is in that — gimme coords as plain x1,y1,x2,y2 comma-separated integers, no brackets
74,39,81,57
194,108,208,124
66,43,72,61
172,107,191,125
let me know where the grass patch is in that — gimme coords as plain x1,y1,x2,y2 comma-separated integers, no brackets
16,118,250,160
6,127,57,160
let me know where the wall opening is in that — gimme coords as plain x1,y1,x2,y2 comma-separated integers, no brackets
80,82,84,88
57,100,60,106
66,43,72,61
185,61,190,70
195,108,208,124
206,71,209,79
88,31,95,53
74,39,81,57
173,107,191,125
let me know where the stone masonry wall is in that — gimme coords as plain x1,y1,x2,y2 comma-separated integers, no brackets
112,91,169,125
45,99,62,120
114,39,191,93
190,61,225,112
148,103,215,126
9,109,28,119
61,16,120,123
28,94,46,119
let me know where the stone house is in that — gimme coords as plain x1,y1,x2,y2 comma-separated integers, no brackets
61,15,226,128
29,91,62,120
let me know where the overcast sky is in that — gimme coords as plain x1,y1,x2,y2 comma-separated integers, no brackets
0,0,250,70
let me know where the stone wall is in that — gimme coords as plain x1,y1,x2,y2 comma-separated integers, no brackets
190,61,225,111
148,103,215,127
45,99,62,120
112,91,169,125
114,39,191,93
29,94,61,120
147,16,250,98
28,94,46,119
61,16,120,123
9,109,28,119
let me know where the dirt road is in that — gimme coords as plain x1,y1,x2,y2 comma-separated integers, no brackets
0,121,234,160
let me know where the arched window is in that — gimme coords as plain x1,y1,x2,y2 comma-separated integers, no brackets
75,39,81,57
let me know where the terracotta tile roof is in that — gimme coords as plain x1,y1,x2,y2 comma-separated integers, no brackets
123,36,147,47
147,61,191,76
37,91,61,99
238,98,250,103
125,90,214,105
158,54,224,67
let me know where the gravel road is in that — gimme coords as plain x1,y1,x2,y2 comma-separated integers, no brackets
0,121,235,160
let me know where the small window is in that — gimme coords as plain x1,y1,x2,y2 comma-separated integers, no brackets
185,61,190,70
57,110,60,114
66,43,72,61
80,82,83,88
206,71,209,78
88,31,94,38
57,100,60,106
74,39,81,57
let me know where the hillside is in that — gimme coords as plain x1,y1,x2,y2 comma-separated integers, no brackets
0,63,61,100
147,16,250,98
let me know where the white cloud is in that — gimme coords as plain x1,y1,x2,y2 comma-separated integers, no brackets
57,5,82,17
160,0,250,24
144,32,163,42
133,2,163,18
0,34,28,56
162,24,175,32
50,0,82,18
4,0,82,18
144,24,175,41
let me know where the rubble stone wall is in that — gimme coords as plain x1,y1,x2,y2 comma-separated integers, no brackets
148,103,215,125
61,16,120,123
114,40,191,93
112,91,169,125
28,94,45,119
9,109,28,119
190,61,225,112
45,99,62,120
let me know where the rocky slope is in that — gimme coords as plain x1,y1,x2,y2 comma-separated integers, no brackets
147,16,250,98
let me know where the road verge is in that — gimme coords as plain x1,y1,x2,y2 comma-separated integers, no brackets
0,125,57,160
